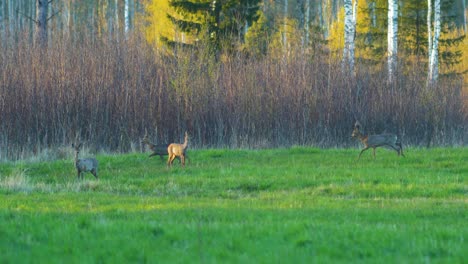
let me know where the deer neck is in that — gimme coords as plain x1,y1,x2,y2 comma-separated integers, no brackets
182,136,188,149
74,152,80,167
144,140,154,149
358,133,369,146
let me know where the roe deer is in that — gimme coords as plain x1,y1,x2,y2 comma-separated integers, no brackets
72,143,98,179
167,132,189,167
141,129,170,161
351,121,404,160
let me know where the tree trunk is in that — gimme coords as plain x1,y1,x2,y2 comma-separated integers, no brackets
304,0,310,48
387,0,398,82
283,0,288,55
63,0,70,37
115,0,119,40
125,0,129,34
343,0,357,74
371,1,376,27
8,0,15,34
427,0,432,67
428,0,441,84
0,1,3,39
34,0,48,47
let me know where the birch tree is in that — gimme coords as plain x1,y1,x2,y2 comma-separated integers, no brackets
0,1,4,39
304,0,310,48
387,0,398,82
343,0,358,73
428,0,441,84
427,0,432,68
283,0,288,55
27,0,58,47
125,0,129,34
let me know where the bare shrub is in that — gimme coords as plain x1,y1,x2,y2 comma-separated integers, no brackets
0,31,466,160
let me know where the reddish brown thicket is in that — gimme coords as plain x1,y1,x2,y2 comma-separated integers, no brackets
0,33,466,160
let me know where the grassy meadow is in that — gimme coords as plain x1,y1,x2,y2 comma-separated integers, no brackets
0,147,466,263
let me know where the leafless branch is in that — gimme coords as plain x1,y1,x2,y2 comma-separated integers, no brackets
16,8,38,25
46,10,61,22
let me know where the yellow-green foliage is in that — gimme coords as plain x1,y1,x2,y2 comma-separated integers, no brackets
267,18,301,59
144,0,197,48
327,8,345,60
243,10,269,56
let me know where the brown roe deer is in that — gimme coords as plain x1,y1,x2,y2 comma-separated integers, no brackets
351,121,404,160
72,143,98,179
167,132,189,167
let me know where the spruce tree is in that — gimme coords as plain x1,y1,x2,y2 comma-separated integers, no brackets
166,0,261,52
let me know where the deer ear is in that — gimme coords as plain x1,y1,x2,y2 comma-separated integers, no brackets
354,121,361,129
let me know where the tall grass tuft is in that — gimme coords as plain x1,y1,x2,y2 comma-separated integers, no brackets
0,169,32,193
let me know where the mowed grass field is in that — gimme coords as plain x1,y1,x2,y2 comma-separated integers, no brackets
0,147,466,263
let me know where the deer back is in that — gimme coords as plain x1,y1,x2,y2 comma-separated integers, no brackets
366,134,398,147
77,158,98,172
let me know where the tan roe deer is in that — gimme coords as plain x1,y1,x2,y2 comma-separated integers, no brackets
72,143,98,179
167,132,189,167
141,129,170,161
351,121,404,160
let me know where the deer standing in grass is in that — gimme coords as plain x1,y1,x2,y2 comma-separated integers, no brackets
167,132,189,167
351,121,404,160
72,143,98,179
141,129,170,161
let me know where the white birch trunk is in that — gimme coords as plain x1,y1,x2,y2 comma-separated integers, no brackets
387,0,398,82
124,0,129,34
427,0,432,65
244,21,248,38
371,1,376,27
64,0,70,37
429,0,441,83
343,0,357,73
283,0,288,55
35,0,48,47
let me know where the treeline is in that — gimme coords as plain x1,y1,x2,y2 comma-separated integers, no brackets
0,31,465,160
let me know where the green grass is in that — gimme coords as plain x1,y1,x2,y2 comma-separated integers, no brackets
0,147,466,263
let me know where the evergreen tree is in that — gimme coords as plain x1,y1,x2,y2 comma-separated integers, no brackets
399,0,465,79
166,0,262,52
437,0,465,76
355,0,388,67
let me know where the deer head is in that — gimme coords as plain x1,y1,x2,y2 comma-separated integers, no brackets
352,121,362,138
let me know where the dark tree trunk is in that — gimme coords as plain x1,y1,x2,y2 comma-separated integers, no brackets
34,0,48,47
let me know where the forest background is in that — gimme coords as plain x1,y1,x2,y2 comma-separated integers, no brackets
0,0,467,160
